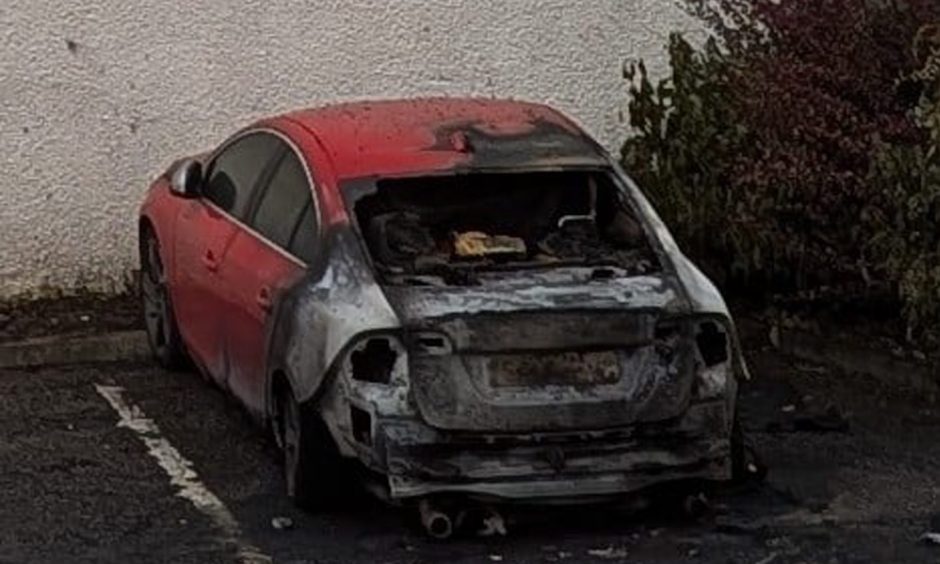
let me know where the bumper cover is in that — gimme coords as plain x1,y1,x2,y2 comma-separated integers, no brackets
375,400,732,501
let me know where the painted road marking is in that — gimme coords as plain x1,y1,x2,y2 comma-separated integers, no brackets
94,384,270,563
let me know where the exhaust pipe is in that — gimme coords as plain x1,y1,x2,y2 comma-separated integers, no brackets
419,499,454,540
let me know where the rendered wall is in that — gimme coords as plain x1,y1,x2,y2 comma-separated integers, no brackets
0,0,697,298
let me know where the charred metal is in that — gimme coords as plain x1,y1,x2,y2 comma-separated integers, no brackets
257,100,748,509
271,223,740,504
427,118,608,170
350,338,398,384
348,169,659,288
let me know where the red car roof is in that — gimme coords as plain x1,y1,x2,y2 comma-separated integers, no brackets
280,98,607,180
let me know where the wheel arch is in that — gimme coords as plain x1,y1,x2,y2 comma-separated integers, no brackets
137,212,180,317
138,215,156,254
265,351,347,448
138,212,174,282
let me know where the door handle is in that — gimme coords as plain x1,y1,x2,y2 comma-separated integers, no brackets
257,286,273,312
202,249,219,272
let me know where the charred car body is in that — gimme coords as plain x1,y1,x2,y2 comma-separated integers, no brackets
139,99,748,518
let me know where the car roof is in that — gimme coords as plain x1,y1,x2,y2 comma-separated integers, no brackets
278,98,608,180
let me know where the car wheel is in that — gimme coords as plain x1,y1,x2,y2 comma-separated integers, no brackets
278,387,346,510
140,229,188,370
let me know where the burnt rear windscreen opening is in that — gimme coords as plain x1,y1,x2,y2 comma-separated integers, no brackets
352,170,661,285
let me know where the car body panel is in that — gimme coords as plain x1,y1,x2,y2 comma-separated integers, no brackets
283,99,606,180
264,226,402,413
140,97,746,503
218,227,305,414
172,200,239,377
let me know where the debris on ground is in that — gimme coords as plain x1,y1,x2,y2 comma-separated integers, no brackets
541,546,573,561
795,363,828,375
753,552,779,564
477,507,508,537
793,404,850,433
768,325,781,349
587,546,629,559
921,532,940,545
676,537,703,558
270,516,294,531
759,393,850,434
923,515,940,546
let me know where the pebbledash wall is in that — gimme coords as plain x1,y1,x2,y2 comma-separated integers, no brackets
0,1,698,299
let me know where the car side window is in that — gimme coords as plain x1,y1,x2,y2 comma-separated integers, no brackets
203,133,282,219
288,202,318,264
250,149,319,260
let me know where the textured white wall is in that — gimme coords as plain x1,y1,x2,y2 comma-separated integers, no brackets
0,0,696,298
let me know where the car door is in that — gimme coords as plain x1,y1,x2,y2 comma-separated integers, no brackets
172,132,282,379
217,140,319,414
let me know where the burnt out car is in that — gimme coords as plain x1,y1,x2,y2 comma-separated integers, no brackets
139,98,749,526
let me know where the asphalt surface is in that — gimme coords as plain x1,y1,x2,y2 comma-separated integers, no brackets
1,344,939,563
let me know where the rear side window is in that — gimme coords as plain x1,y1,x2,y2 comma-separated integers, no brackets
204,133,281,219
288,203,317,264
250,150,319,259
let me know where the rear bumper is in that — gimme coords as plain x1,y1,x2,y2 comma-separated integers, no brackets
373,400,732,501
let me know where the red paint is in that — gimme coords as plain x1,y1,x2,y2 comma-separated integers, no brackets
217,229,305,414
171,201,239,377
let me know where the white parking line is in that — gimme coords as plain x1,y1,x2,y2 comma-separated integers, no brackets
94,384,270,563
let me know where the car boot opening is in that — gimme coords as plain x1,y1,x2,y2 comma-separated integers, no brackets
350,170,661,285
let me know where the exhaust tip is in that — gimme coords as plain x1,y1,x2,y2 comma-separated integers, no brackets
426,514,453,539
418,499,454,540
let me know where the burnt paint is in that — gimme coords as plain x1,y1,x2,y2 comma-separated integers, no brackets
401,313,699,433
256,184,740,501
258,217,738,500
426,118,608,171
380,399,733,500
264,224,400,415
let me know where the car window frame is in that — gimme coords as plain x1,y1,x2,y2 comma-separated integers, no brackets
200,127,322,268
201,131,283,221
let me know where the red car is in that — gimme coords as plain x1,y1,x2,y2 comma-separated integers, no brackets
139,98,750,535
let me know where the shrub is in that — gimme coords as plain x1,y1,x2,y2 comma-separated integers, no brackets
622,0,940,340
867,42,940,340
622,36,751,286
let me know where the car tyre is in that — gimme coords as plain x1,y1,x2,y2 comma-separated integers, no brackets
278,387,346,510
140,228,188,370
